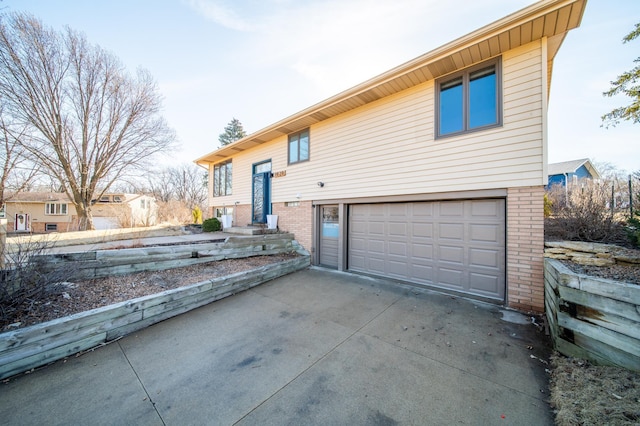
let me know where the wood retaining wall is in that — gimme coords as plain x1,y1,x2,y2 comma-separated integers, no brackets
544,258,640,372
37,233,300,279
0,234,310,380
0,255,310,380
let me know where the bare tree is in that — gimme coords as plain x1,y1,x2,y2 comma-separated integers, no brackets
0,13,175,230
0,109,40,206
168,163,207,209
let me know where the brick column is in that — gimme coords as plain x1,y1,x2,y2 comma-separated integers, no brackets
506,186,545,312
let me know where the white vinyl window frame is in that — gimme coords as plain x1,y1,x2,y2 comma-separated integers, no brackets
45,202,68,215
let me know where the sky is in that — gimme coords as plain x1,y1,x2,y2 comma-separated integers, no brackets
3,0,639,173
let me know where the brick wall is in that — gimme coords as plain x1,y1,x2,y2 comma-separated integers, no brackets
217,202,313,251
271,201,313,251
506,185,545,312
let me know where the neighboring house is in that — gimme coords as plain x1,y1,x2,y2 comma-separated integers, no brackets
3,192,158,232
547,158,600,187
4,192,78,233
91,193,158,229
195,0,586,312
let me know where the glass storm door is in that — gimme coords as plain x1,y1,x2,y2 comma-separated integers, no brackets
319,205,339,268
252,161,271,224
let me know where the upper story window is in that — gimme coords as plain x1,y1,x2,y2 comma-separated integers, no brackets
45,202,67,215
436,58,501,138
288,129,309,164
213,160,232,197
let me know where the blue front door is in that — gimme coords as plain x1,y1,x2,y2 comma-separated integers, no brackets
252,161,271,224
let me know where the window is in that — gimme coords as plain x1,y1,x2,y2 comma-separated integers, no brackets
45,223,58,232
288,129,309,164
0,203,5,218
214,207,233,217
113,195,122,203
213,160,232,197
99,196,110,203
436,59,501,137
45,203,67,215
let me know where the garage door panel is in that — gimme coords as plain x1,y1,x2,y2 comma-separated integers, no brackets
348,199,505,301
389,203,409,216
439,268,463,288
439,201,464,217
412,202,434,217
470,248,500,268
411,243,433,259
412,223,433,238
439,223,464,240
471,200,503,217
388,222,407,237
388,241,407,256
470,223,500,243
470,272,501,294
439,245,464,264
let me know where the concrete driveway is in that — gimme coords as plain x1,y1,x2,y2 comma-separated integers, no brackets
0,268,554,425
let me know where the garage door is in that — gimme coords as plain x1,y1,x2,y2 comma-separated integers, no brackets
348,200,505,301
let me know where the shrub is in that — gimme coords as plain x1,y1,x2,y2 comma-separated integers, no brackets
202,217,221,232
545,180,628,244
0,238,76,326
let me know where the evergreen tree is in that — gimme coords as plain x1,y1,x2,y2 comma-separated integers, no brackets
218,118,247,146
602,22,640,127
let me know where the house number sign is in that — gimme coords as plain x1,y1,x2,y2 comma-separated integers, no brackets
273,170,286,178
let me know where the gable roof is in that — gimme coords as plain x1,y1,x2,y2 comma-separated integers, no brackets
548,158,600,178
196,0,587,165
5,192,72,203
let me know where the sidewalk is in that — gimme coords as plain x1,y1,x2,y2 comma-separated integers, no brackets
0,268,554,425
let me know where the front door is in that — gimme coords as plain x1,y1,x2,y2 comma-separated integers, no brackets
252,161,271,224
319,205,339,268
15,213,29,231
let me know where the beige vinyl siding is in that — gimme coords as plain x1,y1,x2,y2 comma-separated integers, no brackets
212,40,546,205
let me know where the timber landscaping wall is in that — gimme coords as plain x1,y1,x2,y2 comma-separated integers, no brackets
37,233,301,279
0,234,310,380
545,258,640,372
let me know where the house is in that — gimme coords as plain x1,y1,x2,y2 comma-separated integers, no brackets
547,158,600,187
3,192,78,233
195,0,587,312
2,192,158,232
91,193,158,229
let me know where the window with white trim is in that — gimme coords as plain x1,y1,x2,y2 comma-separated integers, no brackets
436,58,501,138
45,203,68,215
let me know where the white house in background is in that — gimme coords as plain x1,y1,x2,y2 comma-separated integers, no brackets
195,0,587,312
2,192,158,232
91,193,158,229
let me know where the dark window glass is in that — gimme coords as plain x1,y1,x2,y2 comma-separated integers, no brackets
213,160,232,197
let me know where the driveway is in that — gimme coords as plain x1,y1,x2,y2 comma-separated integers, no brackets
0,268,554,425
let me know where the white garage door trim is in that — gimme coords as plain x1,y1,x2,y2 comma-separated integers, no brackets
348,199,505,301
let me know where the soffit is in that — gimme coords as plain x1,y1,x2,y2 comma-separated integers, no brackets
196,0,587,165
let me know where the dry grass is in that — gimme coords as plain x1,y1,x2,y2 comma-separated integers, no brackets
549,354,640,425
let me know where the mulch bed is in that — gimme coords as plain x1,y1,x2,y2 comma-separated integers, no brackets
1,253,299,332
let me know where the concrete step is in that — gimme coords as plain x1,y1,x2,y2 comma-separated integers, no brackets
224,226,278,235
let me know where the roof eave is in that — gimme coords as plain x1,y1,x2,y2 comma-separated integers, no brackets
195,0,587,165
